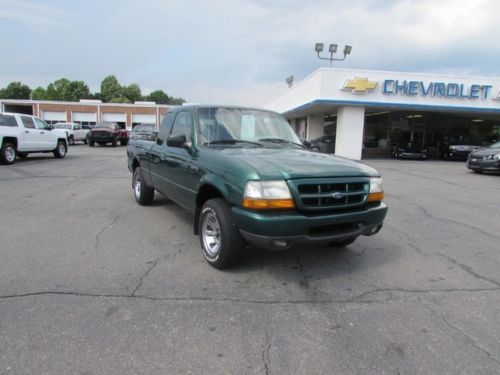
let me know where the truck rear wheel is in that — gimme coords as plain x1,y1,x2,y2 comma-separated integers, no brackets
1,143,17,165
133,167,154,205
68,136,74,146
199,198,244,269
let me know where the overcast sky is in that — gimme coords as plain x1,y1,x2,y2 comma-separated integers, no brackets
1,0,499,106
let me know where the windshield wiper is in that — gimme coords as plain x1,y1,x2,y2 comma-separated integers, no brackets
204,139,262,146
258,138,305,148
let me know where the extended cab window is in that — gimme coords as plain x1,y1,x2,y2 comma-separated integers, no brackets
21,116,35,129
170,112,192,139
0,114,17,127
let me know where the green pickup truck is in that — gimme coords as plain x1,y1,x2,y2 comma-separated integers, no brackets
127,105,388,269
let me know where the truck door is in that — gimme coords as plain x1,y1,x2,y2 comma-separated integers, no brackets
19,116,41,150
151,110,198,213
33,118,56,150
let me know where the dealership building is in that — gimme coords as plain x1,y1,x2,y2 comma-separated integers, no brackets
267,68,500,159
0,99,171,130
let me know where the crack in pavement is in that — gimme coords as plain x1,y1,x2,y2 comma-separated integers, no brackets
389,194,500,240
261,329,271,375
95,214,121,251
131,256,162,297
1,287,498,304
436,253,500,288
418,299,500,367
291,250,310,289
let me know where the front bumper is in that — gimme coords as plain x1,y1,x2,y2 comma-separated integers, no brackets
467,158,500,171
232,202,388,250
397,152,427,160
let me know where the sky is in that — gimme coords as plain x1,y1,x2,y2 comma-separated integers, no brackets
1,0,500,106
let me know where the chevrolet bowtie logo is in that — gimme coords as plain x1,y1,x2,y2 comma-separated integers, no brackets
343,77,378,93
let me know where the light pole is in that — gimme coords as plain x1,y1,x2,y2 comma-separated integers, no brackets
315,43,352,66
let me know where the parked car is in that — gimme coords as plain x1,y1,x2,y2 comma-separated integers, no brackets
0,112,68,165
130,123,156,141
88,122,128,147
127,105,388,269
53,122,89,145
440,136,481,160
310,135,336,154
391,141,427,160
466,141,500,173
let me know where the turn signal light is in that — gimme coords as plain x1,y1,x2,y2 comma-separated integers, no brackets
242,198,295,210
367,192,384,202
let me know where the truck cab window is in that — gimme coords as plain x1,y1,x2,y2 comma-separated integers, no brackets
170,112,192,139
21,116,35,129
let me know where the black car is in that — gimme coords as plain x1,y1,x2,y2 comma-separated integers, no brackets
441,136,481,160
392,142,427,160
310,135,335,154
466,141,500,173
131,123,156,141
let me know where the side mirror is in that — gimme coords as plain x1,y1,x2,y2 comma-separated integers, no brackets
167,134,189,148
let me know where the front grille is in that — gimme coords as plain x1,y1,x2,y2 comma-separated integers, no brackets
92,131,110,139
289,178,369,212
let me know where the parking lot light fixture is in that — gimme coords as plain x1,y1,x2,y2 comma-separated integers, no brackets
315,42,352,66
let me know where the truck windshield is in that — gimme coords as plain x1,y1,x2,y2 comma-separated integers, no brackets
54,124,71,129
197,107,301,146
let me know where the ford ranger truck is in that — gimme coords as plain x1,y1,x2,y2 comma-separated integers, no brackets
127,105,388,269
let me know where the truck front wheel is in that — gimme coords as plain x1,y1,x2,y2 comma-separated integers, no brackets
0,143,17,165
199,198,245,269
133,167,154,205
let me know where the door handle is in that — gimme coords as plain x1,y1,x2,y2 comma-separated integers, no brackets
40,132,45,134
25,130,30,133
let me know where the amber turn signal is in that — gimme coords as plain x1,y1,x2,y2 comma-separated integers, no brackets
367,192,384,202
242,198,295,210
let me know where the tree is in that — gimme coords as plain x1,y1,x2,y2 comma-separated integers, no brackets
147,90,170,104
31,87,48,100
109,97,131,103
100,75,123,102
169,97,186,105
123,84,142,103
0,81,31,99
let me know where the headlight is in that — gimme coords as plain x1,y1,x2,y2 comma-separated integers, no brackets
368,177,384,202
449,145,457,150
242,181,294,210
494,153,500,160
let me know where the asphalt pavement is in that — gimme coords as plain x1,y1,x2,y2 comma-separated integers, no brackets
0,145,499,374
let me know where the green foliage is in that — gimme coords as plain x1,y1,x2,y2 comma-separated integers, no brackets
1,76,186,104
147,90,169,104
0,81,31,99
31,87,48,100
100,75,123,102
123,84,142,103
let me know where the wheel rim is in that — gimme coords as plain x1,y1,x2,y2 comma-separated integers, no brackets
58,143,66,156
134,172,141,198
5,146,15,162
202,209,221,258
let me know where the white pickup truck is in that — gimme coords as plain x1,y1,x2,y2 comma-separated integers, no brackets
0,112,69,165
53,122,89,145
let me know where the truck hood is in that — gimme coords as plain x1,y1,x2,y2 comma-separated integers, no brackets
219,147,379,179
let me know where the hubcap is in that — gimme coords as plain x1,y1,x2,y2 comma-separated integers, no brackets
5,146,15,162
58,143,66,156
134,173,141,198
202,209,221,257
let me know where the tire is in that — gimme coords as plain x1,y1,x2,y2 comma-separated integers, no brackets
111,137,117,147
68,136,75,146
53,140,67,158
472,169,483,174
328,237,357,248
84,138,88,144
198,198,245,269
89,139,95,147
17,152,28,159
132,167,154,205
120,139,128,146
0,142,17,165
